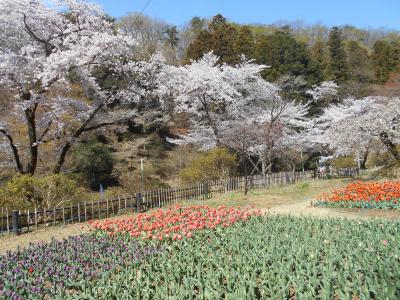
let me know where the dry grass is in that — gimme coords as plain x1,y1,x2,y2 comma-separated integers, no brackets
188,179,352,209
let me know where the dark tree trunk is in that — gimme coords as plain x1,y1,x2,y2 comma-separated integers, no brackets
379,132,400,160
53,142,72,174
0,129,24,173
25,108,38,175
53,103,105,174
360,149,369,170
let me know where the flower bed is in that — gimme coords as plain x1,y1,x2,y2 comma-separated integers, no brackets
1,207,399,299
89,205,263,241
0,235,160,299
315,181,400,208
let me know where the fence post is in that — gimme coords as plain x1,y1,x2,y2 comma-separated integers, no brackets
136,193,142,213
203,182,209,200
12,210,20,236
78,203,81,223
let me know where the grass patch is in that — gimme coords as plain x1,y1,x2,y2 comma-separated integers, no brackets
186,179,352,209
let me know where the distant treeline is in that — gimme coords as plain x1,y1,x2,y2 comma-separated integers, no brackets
117,13,400,90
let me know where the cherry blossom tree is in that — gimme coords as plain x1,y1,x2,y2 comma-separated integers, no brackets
0,0,167,174
166,52,310,182
312,96,400,166
165,52,266,149
306,81,339,115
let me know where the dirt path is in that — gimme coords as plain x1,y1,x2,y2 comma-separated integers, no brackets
266,199,400,220
0,222,92,255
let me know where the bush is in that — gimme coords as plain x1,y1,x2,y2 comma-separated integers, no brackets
153,145,200,179
74,140,115,189
0,174,83,210
331,156,357,168
179,148,237,184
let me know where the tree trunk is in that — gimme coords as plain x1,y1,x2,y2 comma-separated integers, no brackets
25,108,38,175
53,142,72,174
244,158,249,195
53,103,104,174
379,132,400,160
0,129,24,173
261,157,266,187
360,149,369,170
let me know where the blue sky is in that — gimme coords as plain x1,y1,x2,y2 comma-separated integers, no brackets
94,0,400,30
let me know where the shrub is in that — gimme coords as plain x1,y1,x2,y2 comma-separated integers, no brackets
153,145,200,179
0,174,83,210
74,140,115,189
331,156,357,168
179,148,237,184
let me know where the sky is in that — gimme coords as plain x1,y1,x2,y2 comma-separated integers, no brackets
94,0,400,30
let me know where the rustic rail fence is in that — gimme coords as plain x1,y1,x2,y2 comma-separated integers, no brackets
0,168,359,236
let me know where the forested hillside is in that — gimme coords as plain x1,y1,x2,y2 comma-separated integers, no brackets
0,2,399,210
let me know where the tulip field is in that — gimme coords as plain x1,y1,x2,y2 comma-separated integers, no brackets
1,205,400,299
316,181,400,208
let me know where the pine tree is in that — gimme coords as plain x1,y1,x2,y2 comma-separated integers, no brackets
254,27,313,82
209,14,238,65
234,26,255,59
185,14,238,65
327,27,350,82
163,26,179,50
372,40,395,83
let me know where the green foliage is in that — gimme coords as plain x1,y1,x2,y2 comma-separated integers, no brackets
205,14,238,64
372,40,397,83
186,14,238,65
179,148,237,184
327,27,350,82
311,39,328,75
315,199,400,209
331,156,357,168
234,25,255,59
86,216,400,299
163,25,179,49
74,140,115,190
0,174,83,210
255,28,316,82
346,40,373,82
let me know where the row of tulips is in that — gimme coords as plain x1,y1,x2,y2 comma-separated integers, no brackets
2,206,398,299
0,235,161,299
316,181,400,208
89,205,263,241
81,216,400,299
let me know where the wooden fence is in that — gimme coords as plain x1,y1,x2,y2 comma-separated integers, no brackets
0,168,359,236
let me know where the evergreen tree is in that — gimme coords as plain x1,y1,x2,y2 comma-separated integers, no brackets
327,27,350,82
346,40,372,82
390,41,400,72
163,26,179,50
311,39,328,77
185,14,238,65
208,14,238,65
189,16,207,36
372,40,395,83
234,25,255,59
254,27,314,82
185,30,212,62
